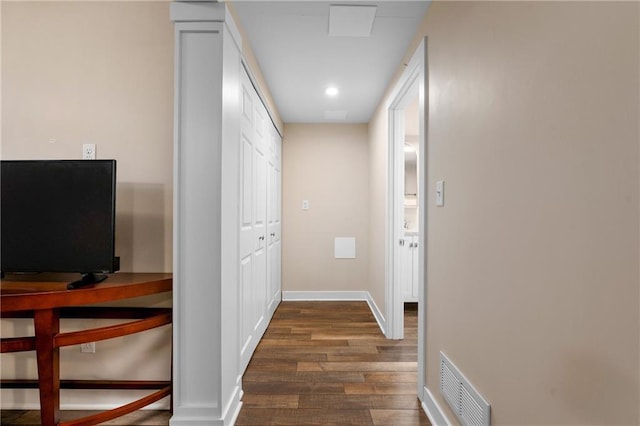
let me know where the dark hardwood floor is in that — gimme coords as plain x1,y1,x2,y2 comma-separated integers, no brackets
236,301,429,426
2,302,428,425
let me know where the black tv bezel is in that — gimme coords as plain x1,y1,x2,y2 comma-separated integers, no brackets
0,159,119,276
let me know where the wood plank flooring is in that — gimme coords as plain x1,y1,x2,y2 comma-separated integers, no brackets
1,302,428,425
235,301,429,426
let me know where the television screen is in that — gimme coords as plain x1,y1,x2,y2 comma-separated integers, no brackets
1,160,118,277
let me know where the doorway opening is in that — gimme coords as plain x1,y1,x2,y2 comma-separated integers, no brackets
386,38,427,401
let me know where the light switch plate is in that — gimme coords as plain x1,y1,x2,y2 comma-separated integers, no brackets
302,200,310,210
436,180,444,207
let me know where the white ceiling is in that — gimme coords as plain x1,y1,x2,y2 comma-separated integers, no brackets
231,1,431,123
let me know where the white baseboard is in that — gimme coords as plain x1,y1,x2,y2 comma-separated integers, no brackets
221,385,242,426
281,291,386,335
421,386,450,426
169,413,222,426
170,396,241,426
282,290,370,301
365,292,386,335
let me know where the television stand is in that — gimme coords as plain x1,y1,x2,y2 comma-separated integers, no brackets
66,272,108,290
0,272,173,426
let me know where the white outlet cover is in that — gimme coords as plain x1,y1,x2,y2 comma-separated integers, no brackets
80,342,96,353
82,144,96,160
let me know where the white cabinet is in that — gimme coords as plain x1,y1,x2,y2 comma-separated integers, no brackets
402,234,419,302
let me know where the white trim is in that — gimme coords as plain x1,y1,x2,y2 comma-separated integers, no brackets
222,6,242,52
282,290,369,301
169,3,244,423
241,60,283,138
386,39,425,341
387,107,406,340
171,17,226,420
385,36,428,400
422,386,451,426
220,385,242,426
170,2,241,57
170,2,224,23
416,37,428,414
281,291,386,335
365,292,387,336
169,415,223,426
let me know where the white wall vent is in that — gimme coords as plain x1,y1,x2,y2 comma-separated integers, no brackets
440,352,491,426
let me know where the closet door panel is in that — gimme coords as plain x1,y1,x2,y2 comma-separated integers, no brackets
239,68,264,371
240,257,252,354
267,127,282,308
252,134,267,332
240,137,253,259
239,66,278,373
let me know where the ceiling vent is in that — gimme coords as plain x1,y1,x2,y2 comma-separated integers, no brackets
328,5,377,37
324,110,348,121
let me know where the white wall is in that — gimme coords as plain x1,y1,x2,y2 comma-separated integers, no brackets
282,123,370,293
1,1,174,408
367,110,388,310
370,1,639,423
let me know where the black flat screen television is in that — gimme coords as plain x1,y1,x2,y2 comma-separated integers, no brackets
1,159,119,288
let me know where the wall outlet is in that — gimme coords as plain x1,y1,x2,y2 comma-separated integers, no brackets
80,342,96,353
82,144,96,160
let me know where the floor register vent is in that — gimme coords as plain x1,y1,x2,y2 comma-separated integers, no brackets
440,351,491,426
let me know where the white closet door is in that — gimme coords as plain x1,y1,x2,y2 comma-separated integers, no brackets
253,100,268,330
410,236,419,300
239,67,268,371
267,125,282,310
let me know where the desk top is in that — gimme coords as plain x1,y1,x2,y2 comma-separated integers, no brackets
1,273,172,312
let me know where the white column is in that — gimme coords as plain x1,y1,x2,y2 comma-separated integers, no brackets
170,3,242,425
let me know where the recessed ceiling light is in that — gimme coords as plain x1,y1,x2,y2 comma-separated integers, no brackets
325,87,339,97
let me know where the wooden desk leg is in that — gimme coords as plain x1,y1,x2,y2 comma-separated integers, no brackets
34,309,60,426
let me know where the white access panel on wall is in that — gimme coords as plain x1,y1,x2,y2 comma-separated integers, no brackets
335,237,356,259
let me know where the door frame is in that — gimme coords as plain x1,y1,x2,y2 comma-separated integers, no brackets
386,38,427,396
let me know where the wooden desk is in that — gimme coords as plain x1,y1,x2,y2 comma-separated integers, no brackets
1,273,172,426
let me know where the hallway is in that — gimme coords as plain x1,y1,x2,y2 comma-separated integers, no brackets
0,302,429,425
236,301,430,425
